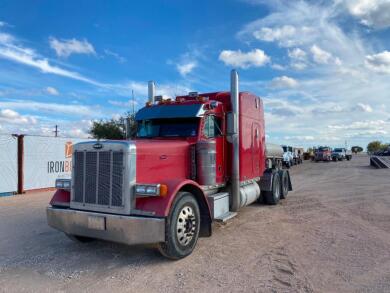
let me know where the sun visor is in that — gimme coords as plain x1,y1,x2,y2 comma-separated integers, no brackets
135,104,205,120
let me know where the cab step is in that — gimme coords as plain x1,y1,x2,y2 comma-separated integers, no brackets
207,192,237,222
215,211,237,222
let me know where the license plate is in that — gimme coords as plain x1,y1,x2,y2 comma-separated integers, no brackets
88,215,106,230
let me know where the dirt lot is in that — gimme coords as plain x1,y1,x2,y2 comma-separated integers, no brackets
1,154,389,293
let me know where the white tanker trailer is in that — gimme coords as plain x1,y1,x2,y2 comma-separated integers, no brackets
265,143,284,169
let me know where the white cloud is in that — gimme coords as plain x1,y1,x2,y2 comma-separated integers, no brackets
176,61,197,76
288,48,308,70
0,31,105,86
0,109,37,125
46,86,59,95
288,48,307,60
354,103,373,113
284,135,315,141
253,25,295,42
310,45,333,64
108,99,138,108
271,63,286,70
346,0,390,29
219,49,270,69
365,51,390,73
270,76,298,88
104,49,126,63
0,100,100,117
235,1,390,147
252,25,316,48
49,37,96,58
0,32,14,43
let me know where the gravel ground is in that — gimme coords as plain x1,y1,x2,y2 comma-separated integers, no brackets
0,154,389,293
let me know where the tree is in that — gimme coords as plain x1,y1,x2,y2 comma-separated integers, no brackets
367,141,384,154
351,146,363,153
90,112,137,140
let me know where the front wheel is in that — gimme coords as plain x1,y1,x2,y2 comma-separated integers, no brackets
158,192,200,260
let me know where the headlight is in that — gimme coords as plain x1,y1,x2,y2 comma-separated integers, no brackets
135,184,168,197
55,179,71,190
135,185,147,194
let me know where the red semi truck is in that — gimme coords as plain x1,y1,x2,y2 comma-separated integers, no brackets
47,70,292,259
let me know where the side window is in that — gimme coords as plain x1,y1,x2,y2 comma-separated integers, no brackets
203,116,222,138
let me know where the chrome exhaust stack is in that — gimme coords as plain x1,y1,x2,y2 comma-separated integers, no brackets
230,69,240,212
148,81,156,103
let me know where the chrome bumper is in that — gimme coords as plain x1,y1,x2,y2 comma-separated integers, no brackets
47,207,165,245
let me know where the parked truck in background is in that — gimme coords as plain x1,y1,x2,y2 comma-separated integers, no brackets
282,145,294,168
315,146,332,162
345,149,352,160
293,147,304,165
332,148,346,161
332,148,352,161
47,70,292,259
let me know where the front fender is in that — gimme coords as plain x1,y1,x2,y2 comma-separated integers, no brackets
135,179,209,217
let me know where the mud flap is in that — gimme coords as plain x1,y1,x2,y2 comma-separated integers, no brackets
259,170,274,192
286,170,293,191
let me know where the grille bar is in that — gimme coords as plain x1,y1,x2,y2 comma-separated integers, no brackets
73,150,124,208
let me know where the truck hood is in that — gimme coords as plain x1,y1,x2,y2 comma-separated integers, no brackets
135,140,192,183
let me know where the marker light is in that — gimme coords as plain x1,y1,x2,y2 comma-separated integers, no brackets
55,179,71,190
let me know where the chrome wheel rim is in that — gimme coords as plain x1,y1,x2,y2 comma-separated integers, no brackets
176,205,196,246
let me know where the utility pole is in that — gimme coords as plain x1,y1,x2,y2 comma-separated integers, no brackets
132,89,135,115
54,125,59,137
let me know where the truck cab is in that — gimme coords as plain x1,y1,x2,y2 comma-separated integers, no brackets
47,70,292,259
282,145,294,168
315,146,332,162
332,148,346,161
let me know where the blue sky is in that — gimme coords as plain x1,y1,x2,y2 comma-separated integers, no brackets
0,0,390,148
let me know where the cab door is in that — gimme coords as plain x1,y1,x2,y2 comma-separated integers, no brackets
203,115,225,184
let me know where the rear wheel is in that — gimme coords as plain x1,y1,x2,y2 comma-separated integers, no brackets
158,192,200,260
279,170,289,199
264,173,281,205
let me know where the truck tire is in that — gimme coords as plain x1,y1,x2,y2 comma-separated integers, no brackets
279,170,289,199
264,172,281,205
158,192,200,260
66,234,95,243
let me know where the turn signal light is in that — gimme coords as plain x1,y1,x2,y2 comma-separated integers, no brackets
159,184,168,197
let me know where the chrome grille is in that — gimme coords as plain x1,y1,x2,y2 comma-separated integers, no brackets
73,150,124,208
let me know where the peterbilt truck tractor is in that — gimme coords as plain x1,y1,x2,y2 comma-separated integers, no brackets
47,70,292,259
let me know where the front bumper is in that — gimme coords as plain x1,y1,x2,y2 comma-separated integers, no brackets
47,207,165,245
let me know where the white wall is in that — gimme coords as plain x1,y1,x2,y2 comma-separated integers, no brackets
23,136,92,190
0,135,18,194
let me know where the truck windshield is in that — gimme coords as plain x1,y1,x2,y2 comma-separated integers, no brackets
282,146,287,152
334,148,343,152
137,118,199,138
